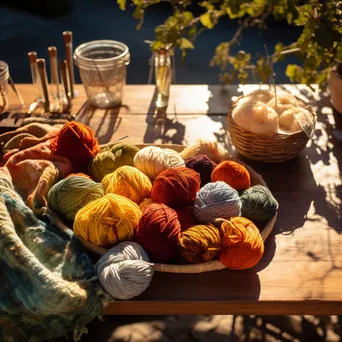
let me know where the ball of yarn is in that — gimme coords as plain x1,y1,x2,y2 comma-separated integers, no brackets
73,193,142,248
267,92,298,114
244,89,274,103
89,143,139,182
50,121,99,172
138,198,155,213
66,172,92,180
174,206,198,231
232,100,279,135
48,176,104,221
180,139,229,164
185,155,217,187
102,166,152,203
151,167,200,208
135,203,181,263
211,160,251,191
194,181,242,224
164,148,185,168
241,185,278,223
133,146,183,180
179,224,221,263
219,217,264,269
95,241,154,300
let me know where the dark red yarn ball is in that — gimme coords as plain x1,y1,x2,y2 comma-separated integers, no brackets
50,121,100,172
135,203,181,263
174,206,198,231
185,154,217,187
151,167,201,208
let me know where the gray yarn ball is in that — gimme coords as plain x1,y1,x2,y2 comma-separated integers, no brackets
95,242,154,300
240,185,278,223
193,181,242,224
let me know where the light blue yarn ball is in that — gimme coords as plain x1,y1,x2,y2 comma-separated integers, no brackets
95,241,154,300
193,181,242,224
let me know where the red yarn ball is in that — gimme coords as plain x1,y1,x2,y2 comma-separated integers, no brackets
50,122,99,172
151,167,201,208
135,203,181,263
174,206,198,231
185,154,217,187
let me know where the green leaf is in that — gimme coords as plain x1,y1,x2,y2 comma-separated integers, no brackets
226,7,245,19
286,12,293,25
183,11,194,24
200,12,214,29
180,38,194,49
133,6,144,20
117,0,126,10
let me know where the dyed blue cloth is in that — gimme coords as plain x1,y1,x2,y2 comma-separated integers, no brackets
0,168,102,341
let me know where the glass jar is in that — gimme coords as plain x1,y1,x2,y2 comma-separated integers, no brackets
0,61,9,113
74,40,130,108
154,48,172,108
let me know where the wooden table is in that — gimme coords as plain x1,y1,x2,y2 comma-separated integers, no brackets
7,84,342,315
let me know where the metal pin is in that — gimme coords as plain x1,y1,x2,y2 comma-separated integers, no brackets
63,31,75,99
28,51,42,99
37,59,50,113
59,60,71,110
47,46,60,99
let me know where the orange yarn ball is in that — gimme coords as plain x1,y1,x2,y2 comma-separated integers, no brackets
211,160,250,190
66,172,92,180
219,217,264,269
50,122,99,172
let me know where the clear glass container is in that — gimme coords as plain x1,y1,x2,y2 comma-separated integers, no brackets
154,48,172,108
74,40,130,108
0,61,9,113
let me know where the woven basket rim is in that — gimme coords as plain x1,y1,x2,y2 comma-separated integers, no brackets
50,143,277,273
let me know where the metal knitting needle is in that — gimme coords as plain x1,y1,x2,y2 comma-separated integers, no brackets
47,46,60,100
59,60,71,111
37,59,50,113
63,31,75,99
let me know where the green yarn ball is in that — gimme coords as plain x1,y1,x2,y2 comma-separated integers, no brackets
48,176,104,221
240,185,278,223
88,143,140,182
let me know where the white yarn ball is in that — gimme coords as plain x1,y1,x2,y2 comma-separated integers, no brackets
279,107,314,133
244,89,274,103
95,241,154,300
180,139,229,164
232,100,279,135
164,148,185,168
267,93,299,114
134,146,184,180
279,106,297,131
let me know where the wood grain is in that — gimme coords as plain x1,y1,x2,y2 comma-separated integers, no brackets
7,84,342,315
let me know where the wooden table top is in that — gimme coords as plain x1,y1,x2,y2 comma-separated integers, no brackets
6,84,342,315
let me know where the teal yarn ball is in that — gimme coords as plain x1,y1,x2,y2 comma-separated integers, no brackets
241,185,278,223
193,181,242,224
89,143,140,182
48,176,104,221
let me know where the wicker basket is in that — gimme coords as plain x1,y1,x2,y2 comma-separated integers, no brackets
50,143,278,273
227,95,317,163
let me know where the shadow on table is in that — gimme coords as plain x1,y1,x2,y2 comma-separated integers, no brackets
76,101,124,144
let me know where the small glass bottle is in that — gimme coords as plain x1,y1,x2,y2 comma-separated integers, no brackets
154,48,172,108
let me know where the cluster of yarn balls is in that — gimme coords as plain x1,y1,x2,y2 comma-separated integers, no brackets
232,89,314,135
46,121,278,301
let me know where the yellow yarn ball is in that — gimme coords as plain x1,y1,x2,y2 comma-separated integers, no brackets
89,143,139,182
73,193,142,248
102,166,152,203
180,139,229,164
179,224,221,263
133,146,184,180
